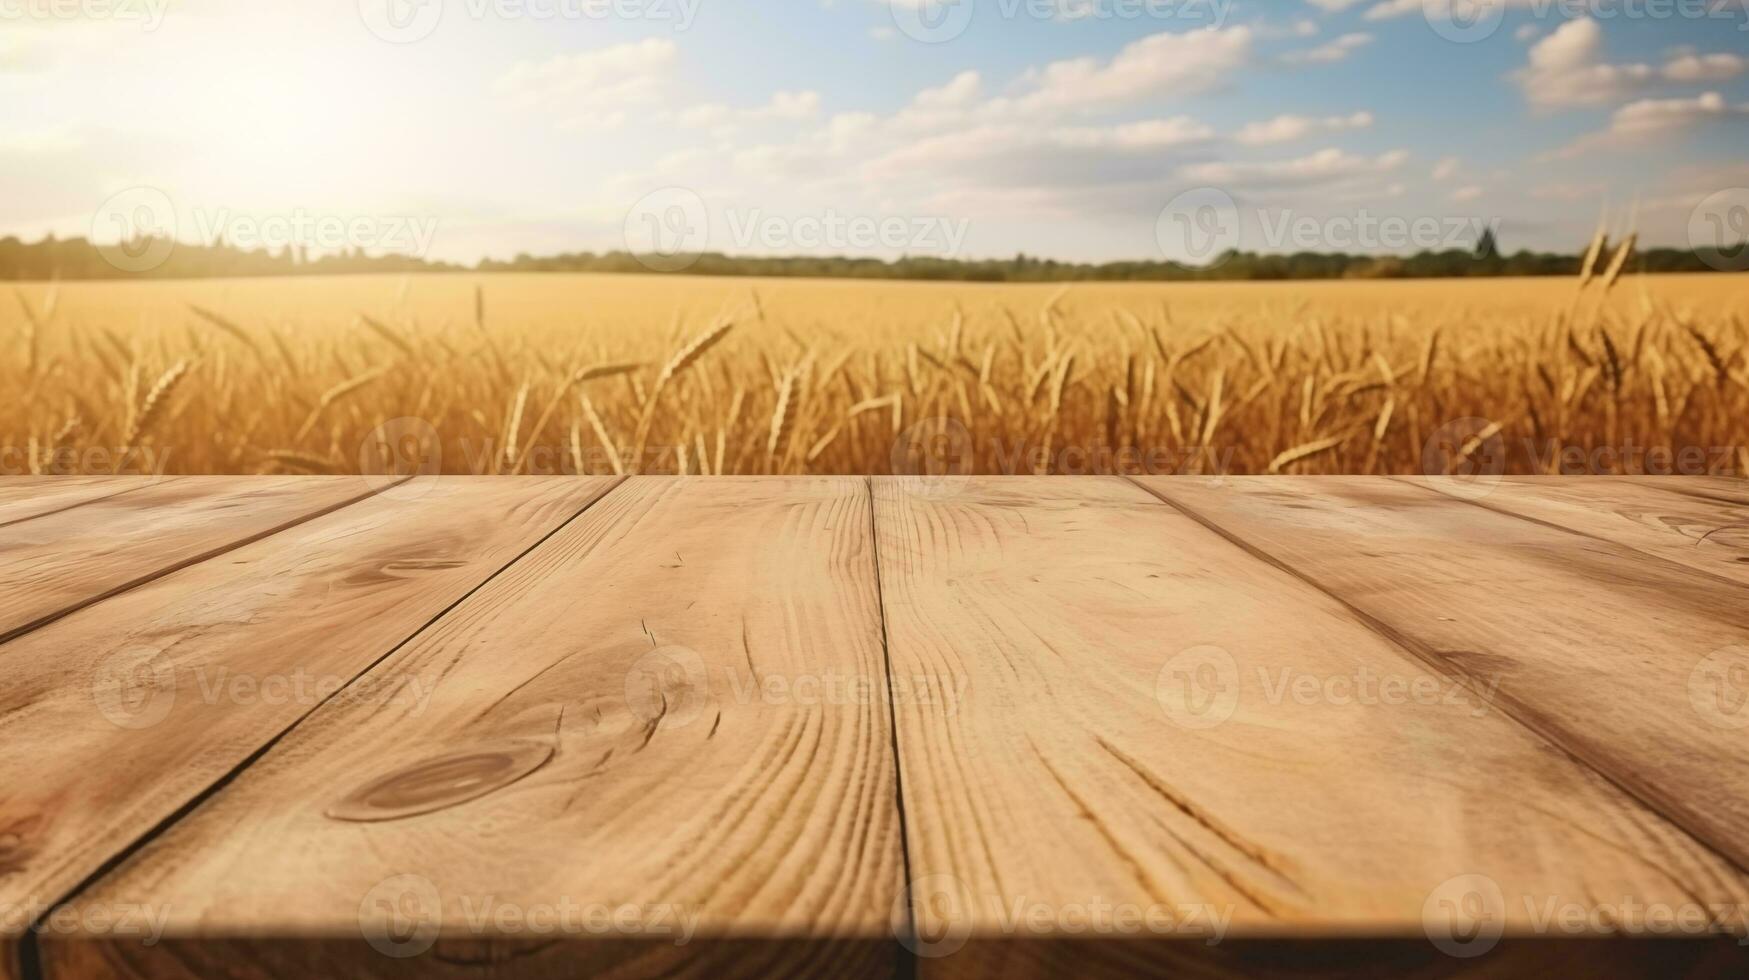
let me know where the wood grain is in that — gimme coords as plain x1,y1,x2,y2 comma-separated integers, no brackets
47,477,902,979
0,478,146,529
0,478,618,980
875,476,1749,978
1405,476,1749,587
1138,475,1749,875
0,476,389,644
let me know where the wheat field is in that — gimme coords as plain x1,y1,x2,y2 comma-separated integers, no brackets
3,269,1747,479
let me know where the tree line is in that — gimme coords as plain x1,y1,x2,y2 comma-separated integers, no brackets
0,233,1733,283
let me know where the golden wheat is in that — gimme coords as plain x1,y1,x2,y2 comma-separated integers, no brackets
2,269,1746,478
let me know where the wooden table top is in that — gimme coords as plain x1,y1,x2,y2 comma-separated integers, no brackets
2,475,1747,978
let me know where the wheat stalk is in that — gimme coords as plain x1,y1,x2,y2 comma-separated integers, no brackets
126,359,194,445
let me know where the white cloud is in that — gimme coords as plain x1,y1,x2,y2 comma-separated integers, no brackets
1450,185,1483,202
1545,91,1749,159
1305,0,1366,11
1282,32,1373,65
1181,147,1409,188
1513,18,1746,109
492,39,678,109
1006,25,1252,112
1431,156,1460,180
1234,111,1374,145
1663,52,1748,83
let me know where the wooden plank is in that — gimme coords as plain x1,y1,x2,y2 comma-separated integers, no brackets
1138,476,1749,876
0,477,619,980
1634,475,1749,505
874,477,1749,977
0,476,391,644
1406,476,1749,588
45,477,902,979
0,477,152,529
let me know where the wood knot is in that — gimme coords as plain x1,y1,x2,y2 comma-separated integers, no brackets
326,741,554,823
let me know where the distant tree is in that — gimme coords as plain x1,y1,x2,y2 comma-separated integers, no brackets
1474,227,1500,261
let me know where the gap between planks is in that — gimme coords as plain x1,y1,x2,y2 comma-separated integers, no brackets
9,476,626,980
1124,474,1749,883
0,476,409,647
865,477,919,980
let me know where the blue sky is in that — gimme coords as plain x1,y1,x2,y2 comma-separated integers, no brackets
2,0,1746,264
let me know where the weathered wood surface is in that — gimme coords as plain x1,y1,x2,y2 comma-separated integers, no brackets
47,478,904,979
0,478,619,979
1,476,1743,979
0,476,386,644
1137,476,1749,874
0,477,146,529
876,476,1749,977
